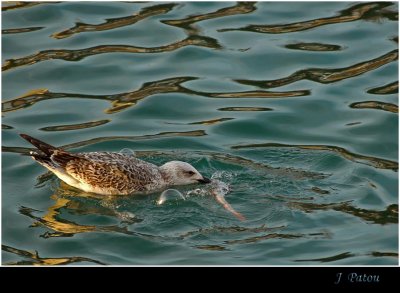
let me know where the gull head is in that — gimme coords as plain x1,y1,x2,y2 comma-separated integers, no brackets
159,161,211,186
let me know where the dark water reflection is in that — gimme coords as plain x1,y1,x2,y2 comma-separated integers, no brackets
2,1,398,265
162,2,257,32
284,42,344,52
52,3,178,39
350,101,398,113
2,1,55,11
39,119,111,132
232,143,398,171
2,35,223,72
2,77,310,115
219,2,397,33
288,201,398,225
367,81,398,95
236,49,398,88
2,26,43,34
2,244,106,265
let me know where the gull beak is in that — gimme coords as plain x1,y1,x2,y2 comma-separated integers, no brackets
198,177,211,184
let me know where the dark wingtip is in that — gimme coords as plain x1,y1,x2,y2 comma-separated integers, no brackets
20,133,35,143
19,133,57,155
19,133,37,144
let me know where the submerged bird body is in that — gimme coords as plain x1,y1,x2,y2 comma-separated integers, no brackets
20,134,210,195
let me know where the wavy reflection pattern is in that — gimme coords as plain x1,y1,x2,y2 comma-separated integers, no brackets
2,244,106,265
2,77,310,114
2,1,398,265
52,3,178,39
219,2,397,34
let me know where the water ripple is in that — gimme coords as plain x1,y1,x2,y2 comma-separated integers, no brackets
52,3,178,39
295,252,355,263
232,143,398,171
349,101,398,113
2,77,310,114
2,26,44,34
367,81,398,95
235,49,398,88
288,201,398,225
39,119,111,132
2,1,397,265
2,1,57,11
162,2,257,31
219,2,396,34
284,42,343,52
2,35,222,72
2,244,106,265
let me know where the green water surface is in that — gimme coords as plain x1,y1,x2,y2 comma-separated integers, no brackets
1,1,398,265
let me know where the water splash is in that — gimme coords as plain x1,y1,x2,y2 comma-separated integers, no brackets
209,179,246,221
156,172,244,221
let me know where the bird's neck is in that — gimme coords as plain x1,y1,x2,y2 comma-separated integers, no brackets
159,165,173,186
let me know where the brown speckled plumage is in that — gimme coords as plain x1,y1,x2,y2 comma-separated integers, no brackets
20,134,210,195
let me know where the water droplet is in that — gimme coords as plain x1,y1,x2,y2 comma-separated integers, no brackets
119,148,136,157
157,189,185,205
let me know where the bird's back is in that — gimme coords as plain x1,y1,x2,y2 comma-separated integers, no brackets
20,134,165,195
75,152,165,194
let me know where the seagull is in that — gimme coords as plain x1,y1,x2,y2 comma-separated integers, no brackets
20,134,211,196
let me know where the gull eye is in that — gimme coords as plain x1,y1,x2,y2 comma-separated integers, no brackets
186,171,195,176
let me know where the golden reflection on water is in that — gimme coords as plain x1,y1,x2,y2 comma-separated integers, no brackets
39,119,111,132
21,198,97,237
1,1,52,11
284,42,343,52
236,49,398,88
2,77,310,115
162,2,257,32
2,35,222,72
19,185,144,238
2,77,196,114
2,244,106,265
219,2,396,34
367,81,398,95
350,101,398,113
52,3,177,39
232,142,398,171
103,76,198,114
2,26,43,34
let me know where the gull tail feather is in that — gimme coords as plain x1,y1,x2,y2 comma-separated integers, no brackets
20,133,59,155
